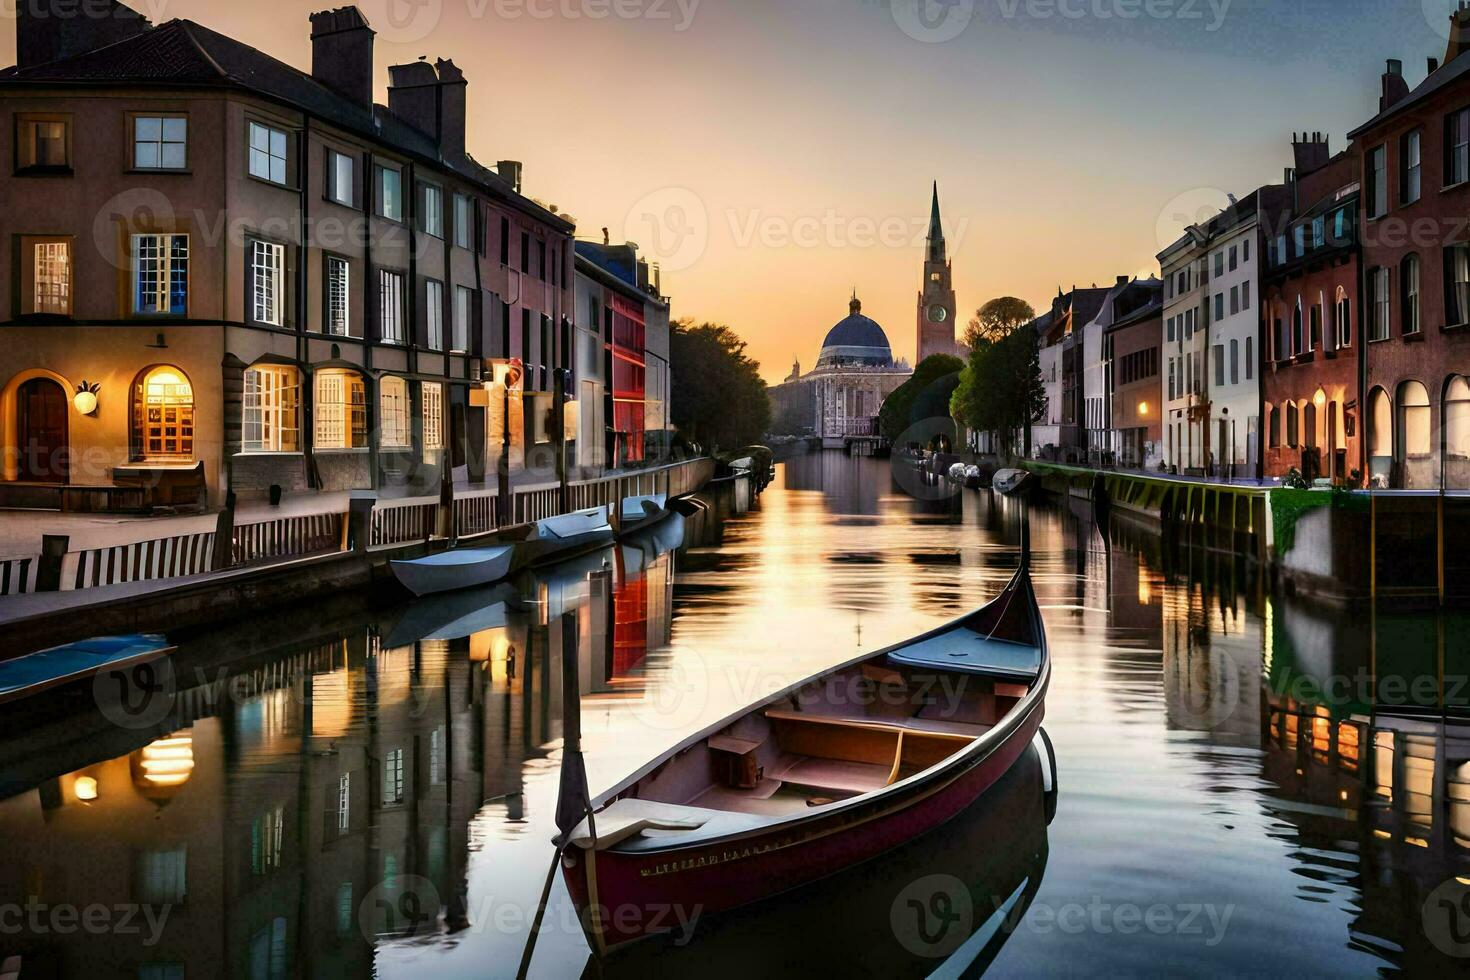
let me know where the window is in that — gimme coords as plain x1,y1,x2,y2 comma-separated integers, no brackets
31,240,71,315
1402,129,1422,204
1245,336,1253,380
314,370,366,449
1449,108,1470,187
1292,301,1304,355
380,377,410,448
248,121,288,184
1336,289,1352,348
377,166,403,221
134,366,194,459
421,183,443,237
538,241,547,280
250,240,286,326
1274,316,1286,360
1398,381,1431,456
336,773,351,833
1309,302,1322,351
454,194,473,249
1167,316,1175,343
1241,280,1251,310
136,846,187,905
133,116,186,170
1168,359,1176,401
1403,254,1422,335
422,382,444,453
1446,245,1470,327
1214,293,1224,322
15,114,69,170
1369,267,1390,341
326,256,350,336
521,232,530,273
1312,216,1326,249
1370,387,1393,459
1268,404,1280,448
132,233,189,315
1243,239,1249,263
1230,285,1239,316
1214,252,1224,278
1367,144,1387,218
327,149,353,207
453,286,472,352
425,279,444,351
1447,377,1470,459
242,365,300,452
383,748,404,804
1229,246,1238,272
379,270,405,343
1230,339,1239,385
500,217,510,265
1286,402,1299,447
1213,344,1225,387
248,917,287,980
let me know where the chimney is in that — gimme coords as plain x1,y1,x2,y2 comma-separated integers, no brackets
1381,59,1410,112
1447,2,1470,66
17,0,149,70
310,7,375,109
387,60,442,142
433,58,467,162
1291,131,1331,176
497,161,523,194
1116,275,1130,287
601,227,610,246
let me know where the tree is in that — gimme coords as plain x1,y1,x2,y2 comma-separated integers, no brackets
963,296,1037,349
670,319,771,452
950,326,1045,461
879,353,965,444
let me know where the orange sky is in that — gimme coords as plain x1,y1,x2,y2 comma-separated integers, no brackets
1,0,1449,380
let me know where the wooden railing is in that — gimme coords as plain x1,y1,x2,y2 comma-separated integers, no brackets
66,531,217,590
0,556,37,596
234,513,345,566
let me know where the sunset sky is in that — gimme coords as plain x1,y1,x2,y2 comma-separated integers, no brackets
1,0,1452,380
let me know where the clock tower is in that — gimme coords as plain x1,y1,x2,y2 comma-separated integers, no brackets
916,181,961,364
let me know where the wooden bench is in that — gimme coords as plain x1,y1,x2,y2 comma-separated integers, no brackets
762,709,976,794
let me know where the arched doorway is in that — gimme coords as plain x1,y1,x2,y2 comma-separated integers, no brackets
17,377,68,482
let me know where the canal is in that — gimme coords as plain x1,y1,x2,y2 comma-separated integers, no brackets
1,452,1468,976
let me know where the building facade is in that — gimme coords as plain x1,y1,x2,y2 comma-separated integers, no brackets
1104,282,1164,470
0,2,577,512
1350,32,1470,490
1261,137,1362,484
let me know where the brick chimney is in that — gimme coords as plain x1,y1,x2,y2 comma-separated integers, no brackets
17,0,150,69
497,161,523,194
1291,131,1331,176
1380,60,1410,112
387,59,469,163
1447,2,1470,66
310,7,375,109
433,58,467,162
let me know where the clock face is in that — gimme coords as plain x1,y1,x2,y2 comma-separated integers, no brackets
928,305,949,324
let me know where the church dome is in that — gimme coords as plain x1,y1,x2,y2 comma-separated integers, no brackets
817,295,894,368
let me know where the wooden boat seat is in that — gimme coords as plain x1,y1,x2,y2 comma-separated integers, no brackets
763,708,988,738
566,798,711,851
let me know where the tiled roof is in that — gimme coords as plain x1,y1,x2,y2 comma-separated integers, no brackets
1348,53,1470,139
0,19,569,229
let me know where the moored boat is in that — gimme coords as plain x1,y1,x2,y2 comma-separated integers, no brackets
390,544,516,598
0,634,174,705
557,524,1050,954
618,494,669,537
518,505,615,569
993,467,1036,497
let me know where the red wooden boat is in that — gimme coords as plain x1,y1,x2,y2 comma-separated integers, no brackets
556,530,1049,955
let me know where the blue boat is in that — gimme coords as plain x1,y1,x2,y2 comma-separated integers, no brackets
0,634,174,705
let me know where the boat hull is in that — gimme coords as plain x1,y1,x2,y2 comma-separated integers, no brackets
563,694,1044,953
389,546,516,597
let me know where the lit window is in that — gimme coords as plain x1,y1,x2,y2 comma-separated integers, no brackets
421,184,443,237
33,240,71,314
251,240,286,326
132,233,189,315
377,166,402,221
135,366,194,459
1446,245,1470,328
425,279,444,351
248,121,288,184
16,115,68,169
134,116,186,170
453,286,472,352
422,382,444,454
380,376,410,448
336,773,350,833
326,256,350,336
242,365,300,453
314,369,366,449
379,270,405,343
1447,377,1470,460
1398,381,1431,457
382,748,404,805
328,150,353,207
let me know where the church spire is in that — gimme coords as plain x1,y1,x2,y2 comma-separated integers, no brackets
927,181,944,244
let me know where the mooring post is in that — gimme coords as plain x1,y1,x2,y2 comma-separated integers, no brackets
37,534,68,592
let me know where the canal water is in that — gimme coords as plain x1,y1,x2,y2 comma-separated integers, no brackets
2,452,1468,977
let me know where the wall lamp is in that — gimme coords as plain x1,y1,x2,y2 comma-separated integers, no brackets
74,380,101,416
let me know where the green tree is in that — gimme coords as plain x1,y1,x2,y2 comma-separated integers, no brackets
670,319,771,451
962,296,1037,349
879,353,965,444
951,326,1045,461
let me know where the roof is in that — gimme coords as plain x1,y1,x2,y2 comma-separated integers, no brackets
1349,54,1470,139
928,181,943,242
0,18,571,230
821,313,891,353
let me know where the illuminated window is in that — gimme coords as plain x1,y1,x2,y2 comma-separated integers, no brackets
453,286,472,352
380,376,410,448
1398,380,1431,457
251,240,286,326
1369,387,1393,459
33,240,70,314
379,270,404,343
1448,377,1470,460
250,806,285,875
132,233,189,315
420,183,443,237
242,365,300,453
326,256,350,336
134,367,194,459
422,381,444,453
327,149,353,206
336,773,350,832
134,115,186,170
314,369,366,449
382,748,404,805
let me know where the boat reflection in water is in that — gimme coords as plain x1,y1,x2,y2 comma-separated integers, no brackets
591,742,1052,979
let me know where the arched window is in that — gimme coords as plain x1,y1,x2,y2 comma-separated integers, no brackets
1291,299,1304,357
379,376,410,449
1309,294,1323,351
1267,403,1280,449
1447,377,1470,460
242,364,300,453
133,366,194,460
1303,399,1319,449
1334,287,1351,349
1402,254,1421,335
1369,387,1393,459
1286,401,1299,448
314,369,366,449
1398,380,1431,457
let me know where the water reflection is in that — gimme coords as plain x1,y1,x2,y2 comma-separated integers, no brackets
0,455,1468,976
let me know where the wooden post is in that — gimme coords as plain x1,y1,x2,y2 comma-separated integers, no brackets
37,534,67,592
212,490,237,571
347,494,376,553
